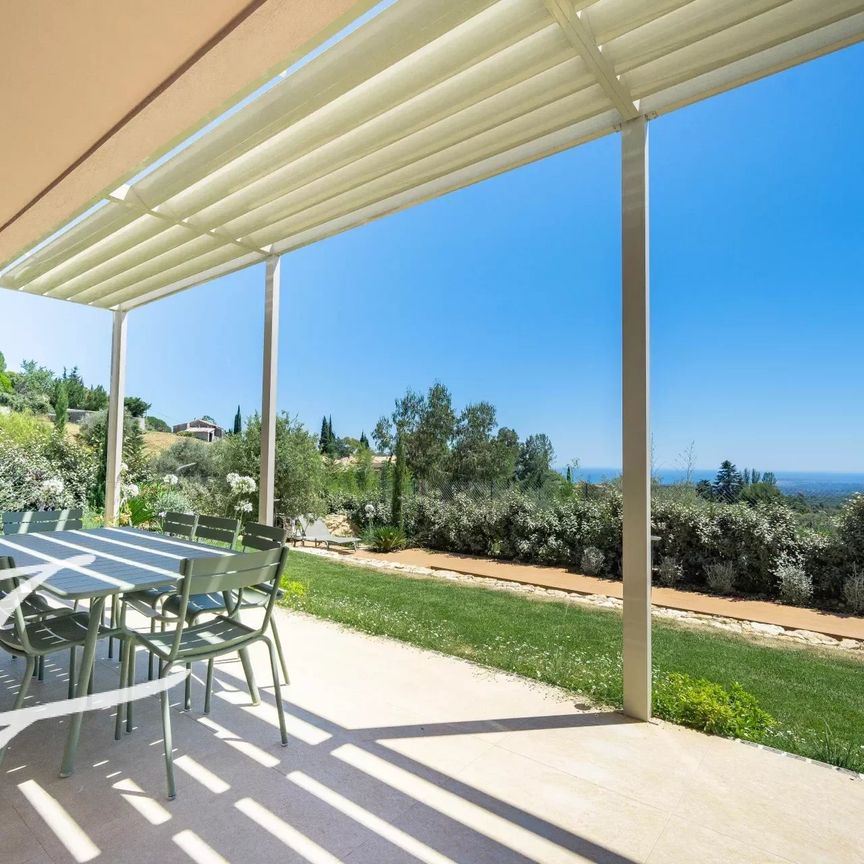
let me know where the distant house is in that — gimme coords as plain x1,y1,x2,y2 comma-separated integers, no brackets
172,418,225,443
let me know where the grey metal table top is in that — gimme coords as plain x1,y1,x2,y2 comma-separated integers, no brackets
0,526,231,600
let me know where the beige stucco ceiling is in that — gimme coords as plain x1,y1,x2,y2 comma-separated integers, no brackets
0,0,376,268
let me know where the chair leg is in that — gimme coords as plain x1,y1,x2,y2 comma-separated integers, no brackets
126,643,135,734
67,647,76,699
148,617,157,681
159,666,177,800
0,656,36,766
237,648,260,705
204,660,214,714
184,663,192,711
270,617,289,685
115,640,130,741
264,639,288,746
108,594,117,659
37,655,45,681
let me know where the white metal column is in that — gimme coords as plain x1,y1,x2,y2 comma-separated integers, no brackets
104,309,128,526
621,116,652,721
258,255,281,525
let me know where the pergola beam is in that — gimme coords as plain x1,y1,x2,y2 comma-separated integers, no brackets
621,115,651,720
258,255,281,525
104,309,127,526
544,0,639,121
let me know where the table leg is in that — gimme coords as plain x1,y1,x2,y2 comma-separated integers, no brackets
59,596,105,778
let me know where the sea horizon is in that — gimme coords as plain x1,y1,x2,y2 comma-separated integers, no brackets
567,467,864,498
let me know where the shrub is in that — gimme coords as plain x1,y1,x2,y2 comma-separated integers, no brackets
370,525,407,553
706,561,736,594
776,556,813,606
656,556,683,587
654,673,774,739
843,566,864,613
580,546,605,576
838,494,864,563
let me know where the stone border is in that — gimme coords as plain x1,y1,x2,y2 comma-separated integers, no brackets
294,546,864,654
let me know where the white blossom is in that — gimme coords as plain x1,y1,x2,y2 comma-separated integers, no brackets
39,477,65,499
120,462,129,474
163,473,179,486
227,473,256,494
122,483,140,499
236,500,253,514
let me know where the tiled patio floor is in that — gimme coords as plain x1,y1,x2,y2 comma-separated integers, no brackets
1,609,861,864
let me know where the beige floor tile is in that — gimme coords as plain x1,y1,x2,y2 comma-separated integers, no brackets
646,817,794,864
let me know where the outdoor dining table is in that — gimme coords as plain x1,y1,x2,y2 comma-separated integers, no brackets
0,525,233,776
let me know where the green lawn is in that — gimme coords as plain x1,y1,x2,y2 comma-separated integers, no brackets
281,551,864,771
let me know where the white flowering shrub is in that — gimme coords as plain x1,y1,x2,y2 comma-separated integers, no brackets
656,557,683,587
227,473,257,495
706,561,736,594
580,546,605,576
843,567,864,613
776,556,813,606
162,473,179,486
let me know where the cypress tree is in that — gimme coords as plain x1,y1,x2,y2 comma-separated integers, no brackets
359,430,369,449
319,416,329,452
233,405,242,435
391,433,406,528
54,380,68,435
566,465,572,484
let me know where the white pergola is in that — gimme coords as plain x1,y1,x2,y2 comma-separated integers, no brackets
2,0,862,721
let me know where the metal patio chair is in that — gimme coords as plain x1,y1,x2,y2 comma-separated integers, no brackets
0,556,113,767
160,522,291,700
2,508,83,536
115,546,290,799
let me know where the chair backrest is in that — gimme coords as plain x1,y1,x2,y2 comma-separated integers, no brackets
195,514,240,547
301,518,332,541
2,509,83,535
242,522,288,551
165,547,290,661
0,556,32,653
162,512,197,539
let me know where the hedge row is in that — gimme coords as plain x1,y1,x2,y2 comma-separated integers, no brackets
396,489,864,609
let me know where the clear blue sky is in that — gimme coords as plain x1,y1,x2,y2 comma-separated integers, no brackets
2,43,862,473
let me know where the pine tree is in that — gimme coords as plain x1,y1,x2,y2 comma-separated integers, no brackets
53,380,68,435
712,460,743,502
391,434,406,529
233,405,242,435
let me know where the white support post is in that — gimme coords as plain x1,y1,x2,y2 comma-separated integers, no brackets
621,116,652,721
104,309,128,526
259,255,281,525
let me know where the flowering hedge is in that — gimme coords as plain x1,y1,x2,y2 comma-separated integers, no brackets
398,489,864,610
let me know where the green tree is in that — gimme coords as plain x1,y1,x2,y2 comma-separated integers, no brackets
391,433,406,528
62,367,87,409
220,413,325,519
124,396,151,418
233,405,242,435
450,401,498,483
319,416,330,452
12,359,55,413
145,416,170,432
712,460,743,502
0,351,11,394
359,430,369,449
53,380,68,434
85,385,108,410
516,433,557,487
409,383,455,485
